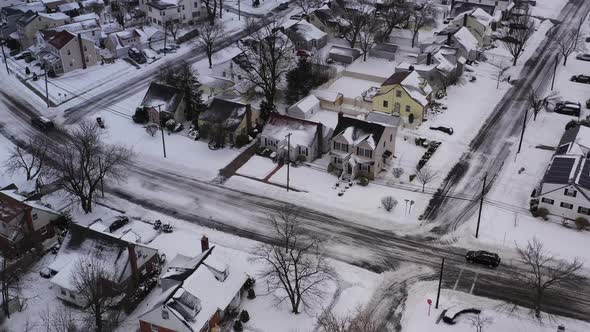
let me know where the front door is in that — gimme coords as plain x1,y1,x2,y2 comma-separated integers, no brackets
347,163,353,174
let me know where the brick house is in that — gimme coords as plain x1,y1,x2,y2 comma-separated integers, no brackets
0,189,59,254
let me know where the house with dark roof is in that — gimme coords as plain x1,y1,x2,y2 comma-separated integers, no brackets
141,82,186,124
43,30,99,74
1,2,46,38
0,188,60,254
329,112,396,179
534,126,590,220
259,113,332,162
371,69,432,128
198,98,257,146
16,11,69,48
284,19,328,51
48,222,160,307
308,4,343,37
138,238,250,332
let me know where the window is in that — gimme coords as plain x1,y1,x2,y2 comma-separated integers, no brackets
149,6,152,12
161,11,164,16
60,288,66,295
84,46,87,51
39,226,47,235
383,100,388,108
177,8,180,12
395,90,402,98
357,147,373,159
67,49,71,55
32,213,38,220
334,141,348,152
560,202,574,209
578,206,590,215
394,103,400,113
194,2,198,6
69,293,75,299
564,188,577,197
92,31,95,36
182,5,185,10
541,198,554,205
333,157,342,164
298,146,308,156
405,105,411,113
334,141,341,151
390,134,392,142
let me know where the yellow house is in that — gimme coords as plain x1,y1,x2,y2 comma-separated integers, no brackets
372,70,432,128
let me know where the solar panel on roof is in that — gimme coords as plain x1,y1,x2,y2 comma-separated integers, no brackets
544,157,576,183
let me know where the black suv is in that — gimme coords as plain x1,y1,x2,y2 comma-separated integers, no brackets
555,101,581,117
571,75,590,84
465,250,501,268
31,116,54,131
109,215,130,233
128,47,147,64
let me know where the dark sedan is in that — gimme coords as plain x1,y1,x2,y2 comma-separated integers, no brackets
571,75,590,84
465,250,501,268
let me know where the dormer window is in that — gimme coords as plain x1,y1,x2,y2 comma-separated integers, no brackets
564,188,577,197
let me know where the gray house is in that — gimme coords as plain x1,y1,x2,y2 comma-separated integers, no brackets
285,20,328,51
259,113,332,162
141,82,186,124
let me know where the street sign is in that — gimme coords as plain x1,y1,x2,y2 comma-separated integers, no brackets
427,298,432,316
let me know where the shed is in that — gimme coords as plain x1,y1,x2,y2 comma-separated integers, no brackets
311,89,344,111
328,46,361,64
288,95,320,120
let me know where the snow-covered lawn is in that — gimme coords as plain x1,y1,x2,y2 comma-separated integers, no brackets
224,0,285,15
401,281,590,332
326,76,380,100
531,0,570,19
235,155,277,179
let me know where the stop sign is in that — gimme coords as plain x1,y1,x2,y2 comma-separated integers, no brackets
427,299,432,305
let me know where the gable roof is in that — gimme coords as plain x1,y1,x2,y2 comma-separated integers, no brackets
147,0,178,10
198,98,249,131
16,10,37,26
48,223,159,290
262,113,320,148
141,82,185,115
48,30,76,49
366,111,401,127
382,71,411,86
455,8,493,27
332,115,386,148
287,20,327,42
453,27,478,53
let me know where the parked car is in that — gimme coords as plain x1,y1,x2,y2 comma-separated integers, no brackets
576,53,590,62
153,219,162,230
586,98,590,109
465,250,501,268
290,13,305,20
128,47,147,64
96,117,105,128
109,215,130,233
571,75,590,84
277,2,288,10
161,224,173,233
554,101,581,117
31,116,54,131
429,126,454,135
586,37,590,43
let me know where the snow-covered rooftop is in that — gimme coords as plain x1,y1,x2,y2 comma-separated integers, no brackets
453,27,478,53
287,20,326,42
311,89,342,103
401,70,431,107
261,113,319,148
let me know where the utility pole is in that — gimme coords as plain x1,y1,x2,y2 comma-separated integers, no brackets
238,0,241,20
157,104,167,158
0,41,8,75
163,21,168,56
435,257,444,309
517,107,528,154
44,63,49,107
551,54,558,91
285,133,291,192
475,173,487,239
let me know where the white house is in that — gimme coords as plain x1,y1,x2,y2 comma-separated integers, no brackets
329,112,396,179
450,8,494,47
259,113,332,162
535,126,590,220
42,30,100,74
144,0,203,27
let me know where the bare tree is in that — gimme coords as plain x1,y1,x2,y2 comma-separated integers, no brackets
202,0,218,23
494,63,510,89
339,1,374,49
252,205,335,314
557,29,583,66
468,314,492,332
500,12,535,66
4,137,48,181
510,238,585,319
196,22,224,68
1,255,26,319
166,20,182,40
237,20,294,119
415,166,438,192
359,20,382,61
71,256,120,331
48,122,133,213
409,3,434,48
381,196,397,212
528,88,558,121
294,0,322,15
318,306,379,332
40,306,78,332
380,0,413,39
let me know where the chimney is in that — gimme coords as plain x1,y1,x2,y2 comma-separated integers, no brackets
316,123,323,157
463,13,468,27
446,33,452,46
77,33,87,70
338,111,343,120
127,244,140,287
426,52,432,65
408,65,415,72
201,235,209,252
